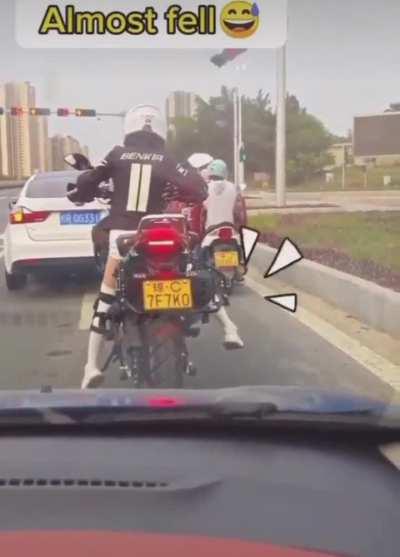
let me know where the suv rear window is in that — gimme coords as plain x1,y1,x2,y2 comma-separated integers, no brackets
25,172,81,199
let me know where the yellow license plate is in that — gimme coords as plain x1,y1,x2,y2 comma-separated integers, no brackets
143,279,193,311
214,251,239,268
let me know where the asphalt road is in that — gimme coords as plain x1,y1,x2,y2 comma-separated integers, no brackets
0,189,393,400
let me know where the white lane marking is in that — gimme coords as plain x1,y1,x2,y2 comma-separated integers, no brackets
79,293,97,330
245,275,400,393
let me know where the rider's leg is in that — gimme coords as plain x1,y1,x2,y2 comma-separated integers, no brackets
81,257,120,389
215,306,244,349
200,244,244,349
81,230,126,389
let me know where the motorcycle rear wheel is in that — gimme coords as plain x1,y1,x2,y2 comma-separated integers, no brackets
145,317,186,389
125,315,185,389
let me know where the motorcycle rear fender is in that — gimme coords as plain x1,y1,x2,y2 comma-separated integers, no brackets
201,230,240,248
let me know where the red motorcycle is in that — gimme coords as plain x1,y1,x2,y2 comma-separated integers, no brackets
165,190,247,237
101,214,223,388
201,223,245,297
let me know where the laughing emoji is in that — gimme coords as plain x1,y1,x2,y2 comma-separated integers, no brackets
221,1,260,39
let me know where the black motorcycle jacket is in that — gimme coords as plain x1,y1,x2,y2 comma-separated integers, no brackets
69,131,208,231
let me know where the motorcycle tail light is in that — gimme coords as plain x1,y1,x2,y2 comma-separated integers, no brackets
136,227,186,258
147,239,178,256
218,227,234,241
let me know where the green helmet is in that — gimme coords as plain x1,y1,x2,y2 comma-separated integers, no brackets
208,159,228,180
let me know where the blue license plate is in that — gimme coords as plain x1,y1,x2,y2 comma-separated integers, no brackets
60,211,104,226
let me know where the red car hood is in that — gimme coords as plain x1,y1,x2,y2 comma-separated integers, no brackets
0,532,346,557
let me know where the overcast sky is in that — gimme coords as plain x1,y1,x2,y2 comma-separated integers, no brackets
1,0,400,161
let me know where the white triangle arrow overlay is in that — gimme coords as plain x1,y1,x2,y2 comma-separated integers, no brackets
265,294,298,313
265,238,303,278
240,226,260,265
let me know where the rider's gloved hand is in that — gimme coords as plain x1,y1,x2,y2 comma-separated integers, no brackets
97,183,113,203
162,182,180,202
66,183,85,206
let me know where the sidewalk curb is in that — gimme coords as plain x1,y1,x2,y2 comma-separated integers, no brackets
251,243,400,338
0,182,24,191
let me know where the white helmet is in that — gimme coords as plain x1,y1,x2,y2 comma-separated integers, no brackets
187,153,214,170
188,153,214,182
123,105,167,141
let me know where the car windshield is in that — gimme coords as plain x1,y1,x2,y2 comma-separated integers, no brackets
0,0,398,426
25,172,80,198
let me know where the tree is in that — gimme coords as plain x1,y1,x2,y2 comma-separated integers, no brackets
168,86,275,178
195,90,235,170
242,90,275,175
167,116,199,163
286,94,333,184
167,88,334,186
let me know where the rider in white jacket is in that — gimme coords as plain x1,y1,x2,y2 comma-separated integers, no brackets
204,159,238,230
201,158,244,350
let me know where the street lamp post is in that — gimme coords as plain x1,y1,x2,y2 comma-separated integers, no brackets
342,145,346,190
210,45,287,198
276,43,287,207
233,87,239,187
238,90,245,186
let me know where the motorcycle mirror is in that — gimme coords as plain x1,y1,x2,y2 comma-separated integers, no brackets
240,183,247,192
64,153,93,171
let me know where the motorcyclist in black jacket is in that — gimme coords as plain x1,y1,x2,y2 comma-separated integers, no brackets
67,104,208,389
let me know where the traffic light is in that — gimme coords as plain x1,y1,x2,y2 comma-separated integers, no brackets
210,49,247,68
0,107,4,115
10,107,24,116
240,146,247,162
29,107,51,116
75,108,96,117
57,108,70,117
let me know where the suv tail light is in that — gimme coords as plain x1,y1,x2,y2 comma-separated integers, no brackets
218,227,234,241
10,208,51,225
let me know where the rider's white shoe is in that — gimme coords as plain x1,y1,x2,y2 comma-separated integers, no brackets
81,327,108,390
223,329,244,350
81,365,104,390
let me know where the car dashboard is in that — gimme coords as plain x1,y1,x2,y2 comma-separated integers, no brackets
0,430,398,556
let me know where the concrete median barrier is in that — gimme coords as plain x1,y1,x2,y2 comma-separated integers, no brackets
0,181,24,190
251,243,400,338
